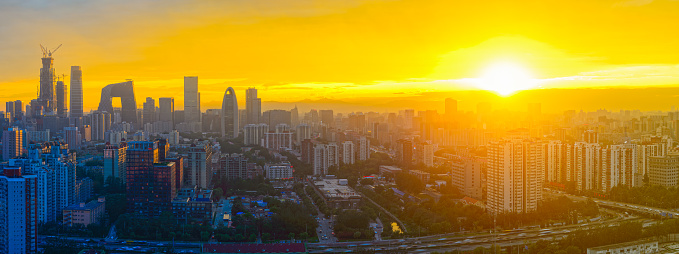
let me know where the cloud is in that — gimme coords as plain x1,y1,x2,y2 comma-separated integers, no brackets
614,0,654,6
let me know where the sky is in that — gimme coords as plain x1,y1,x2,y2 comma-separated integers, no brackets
2,0,679,113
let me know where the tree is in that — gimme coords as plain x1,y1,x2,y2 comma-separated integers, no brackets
395,173,424,193
262,233,272,242
353,231,362,239
213,188,224,201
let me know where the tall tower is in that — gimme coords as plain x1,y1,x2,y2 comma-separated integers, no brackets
221,87,239,138
143,97,156,124
39,45,61,114
245,87,261,124
159,97,175,125
56,80,68,117
70,66,83,118
183,76,200,123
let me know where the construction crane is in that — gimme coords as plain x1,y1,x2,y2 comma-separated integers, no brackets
40,44,62,58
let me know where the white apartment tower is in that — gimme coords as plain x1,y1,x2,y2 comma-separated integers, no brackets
342,141,355,165
487,139,544,214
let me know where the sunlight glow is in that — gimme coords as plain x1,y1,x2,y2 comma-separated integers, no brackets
478,62,536,96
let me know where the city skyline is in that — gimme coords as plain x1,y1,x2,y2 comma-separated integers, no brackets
4,1,679,113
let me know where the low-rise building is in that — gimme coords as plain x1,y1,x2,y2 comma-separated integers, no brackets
586,239,658,254
172,187,215,223
409,170,431,183
312,178,361,210
62,197,106,227
264,163,293,180
648,154,679,187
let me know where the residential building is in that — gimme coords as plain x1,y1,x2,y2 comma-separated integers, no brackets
103,142,127,184
341,141,355,165
486,139,544,214
451,155,483,200
0,167,38,254
62,197,105,227
188,142,213,189
648,154,679,187
264,163,293,180
2,127,23,161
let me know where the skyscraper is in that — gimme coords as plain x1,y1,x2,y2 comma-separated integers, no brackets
13,100,22,121
0,167,38,254
291,106,299,127
246,87,261,124
184,76,200,123
70,66,83,118
5,101,15,123
143,97,156,124
97,80,137,124
319,110,334,127
221,87,239,138
159,97,175,126
56,80,68,117
39,49,57,114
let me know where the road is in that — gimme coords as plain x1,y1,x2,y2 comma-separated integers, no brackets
41,190,673,254
304,183,338,243
307,190,671,253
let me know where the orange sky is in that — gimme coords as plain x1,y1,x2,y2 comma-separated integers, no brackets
2,0,679,112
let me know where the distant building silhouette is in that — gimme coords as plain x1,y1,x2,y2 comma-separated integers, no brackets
221,87,239,138
98,81,137,124
69,66,83,118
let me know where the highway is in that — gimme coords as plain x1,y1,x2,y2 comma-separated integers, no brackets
40,190,672,254
307,190,668,253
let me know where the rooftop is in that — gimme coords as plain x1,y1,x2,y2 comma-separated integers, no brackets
314,179,359,199
64,199,105,211
587,239,657,251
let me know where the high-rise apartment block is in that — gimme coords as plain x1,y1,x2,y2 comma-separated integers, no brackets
220,154,248,180
357,136,370,161
243,124,268,146
451,155,483,200
0,167,38,254
188,142,213,189
104,142,127,183
2,128,23,161
342,141,355,165
486,139,544,214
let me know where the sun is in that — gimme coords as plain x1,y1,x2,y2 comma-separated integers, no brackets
478,62,536,96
